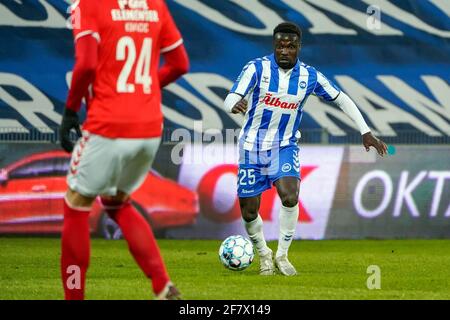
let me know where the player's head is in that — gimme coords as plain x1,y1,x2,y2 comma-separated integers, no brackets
273,22,302,70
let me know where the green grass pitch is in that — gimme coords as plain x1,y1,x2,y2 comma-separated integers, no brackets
1,238,450,300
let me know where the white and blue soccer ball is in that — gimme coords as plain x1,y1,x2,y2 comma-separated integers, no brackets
219,235,254,271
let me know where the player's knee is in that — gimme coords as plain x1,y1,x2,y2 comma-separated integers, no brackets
280,194,298,208
240,205,259,222
100,197,123,220
66,189,96,208
100,192,130,219
102,191,130,204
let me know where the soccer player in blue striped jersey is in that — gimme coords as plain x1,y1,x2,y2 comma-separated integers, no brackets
224,22,387,276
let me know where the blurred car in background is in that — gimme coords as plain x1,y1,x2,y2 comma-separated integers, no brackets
0,151,199,239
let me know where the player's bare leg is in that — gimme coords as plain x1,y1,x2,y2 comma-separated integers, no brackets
273,177,300,276
240,195,274,275
61,189,95,300
101,190,180,300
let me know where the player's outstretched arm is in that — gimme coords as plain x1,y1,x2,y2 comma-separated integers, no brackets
61,36,98,153
333,91,387,157
224,93,248,115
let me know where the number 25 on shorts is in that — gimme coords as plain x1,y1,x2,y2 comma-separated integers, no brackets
239,168,256,186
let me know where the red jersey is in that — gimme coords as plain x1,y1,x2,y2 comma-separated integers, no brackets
71,0,183,138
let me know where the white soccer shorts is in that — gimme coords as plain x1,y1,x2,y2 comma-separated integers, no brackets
67,131,161,197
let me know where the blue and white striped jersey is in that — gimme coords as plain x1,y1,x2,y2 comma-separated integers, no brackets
230,54,340,151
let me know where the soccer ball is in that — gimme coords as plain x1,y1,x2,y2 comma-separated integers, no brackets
218,235,254,271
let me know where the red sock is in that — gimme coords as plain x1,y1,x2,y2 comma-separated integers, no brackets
102,199,170,295
61,199,90,300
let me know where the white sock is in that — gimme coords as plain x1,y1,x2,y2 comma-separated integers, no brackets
243,215,271,256
276,203,299,258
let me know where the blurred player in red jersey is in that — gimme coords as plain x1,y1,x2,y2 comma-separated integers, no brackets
60,0,189,300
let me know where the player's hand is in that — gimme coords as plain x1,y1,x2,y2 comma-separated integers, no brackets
60,108,82,153
231,99,248,115
362,132,388,157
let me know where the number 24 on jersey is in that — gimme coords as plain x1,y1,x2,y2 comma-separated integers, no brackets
116,36,152,94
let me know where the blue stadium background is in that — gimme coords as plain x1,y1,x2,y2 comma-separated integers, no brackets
0,0,449,143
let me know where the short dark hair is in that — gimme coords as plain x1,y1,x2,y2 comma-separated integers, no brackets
273,22,302,40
